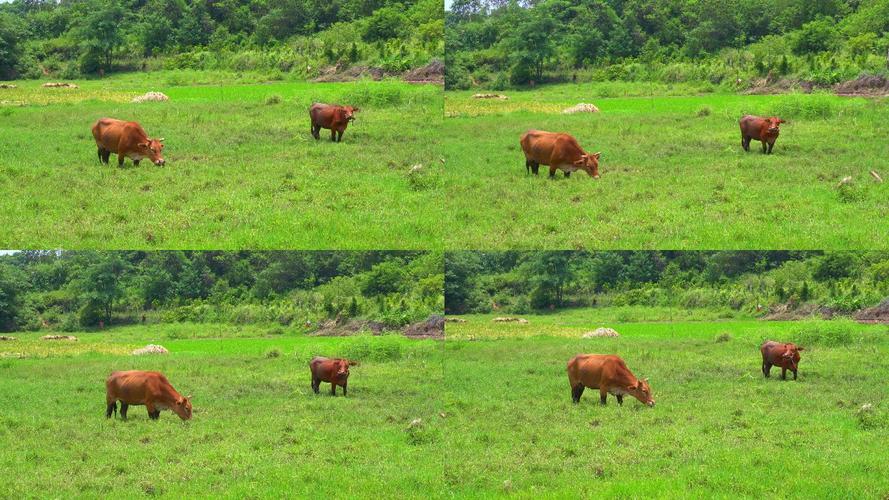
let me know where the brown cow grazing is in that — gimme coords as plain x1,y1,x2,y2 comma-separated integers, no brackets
761,341,804,380
310,356,358,396
309,103,359,143
92,118,165,167
105,370,192,420
567,354,655,407
520,130,601,179
739,115,785,154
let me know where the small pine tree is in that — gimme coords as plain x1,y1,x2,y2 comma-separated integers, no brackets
799,281,811,301
348,297,360,317
778,55,789,75
349,43,359,63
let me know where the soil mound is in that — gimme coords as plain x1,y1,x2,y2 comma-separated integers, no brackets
132,344,169,355
854,299,889,323
314,64,384,82
492,317,528,324
835,75,889,96
41,335,78,341
132,91,169,103
403,60,444,84
403,315,444,339
42,82,78,88
582,327,620,338
563,103,600,114
762,303,835,321
313,317,387,336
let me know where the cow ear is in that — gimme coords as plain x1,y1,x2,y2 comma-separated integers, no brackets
797,347,804,351
352,107,359,112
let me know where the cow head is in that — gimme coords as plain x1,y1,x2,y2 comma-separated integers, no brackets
628,378,655,407
573,152,600,178
337,106,358,122
333,359,351,380
173,395,192,420
781,344,803,369
766,117,785,134
137,138,165,166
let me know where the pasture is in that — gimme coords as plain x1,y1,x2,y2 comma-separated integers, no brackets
442,312,889,497
0,72,443,249
443,86,889,249
0,326,444,497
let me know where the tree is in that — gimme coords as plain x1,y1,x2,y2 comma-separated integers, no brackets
363,5,407,42
0,263,26,331
79,255,128,324
73,0,126,73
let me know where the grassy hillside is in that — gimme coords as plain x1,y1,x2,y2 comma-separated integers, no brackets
0,328,444,497
441,314,889,496
442,88,889,248
0,73,443,249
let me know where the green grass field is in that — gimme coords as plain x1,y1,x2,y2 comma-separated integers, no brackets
0,72,443,249
443,86,889,249
442,312,889,496
0,326,444,497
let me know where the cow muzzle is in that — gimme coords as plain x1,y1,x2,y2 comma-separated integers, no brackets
155,159,165,166
647,400,656,407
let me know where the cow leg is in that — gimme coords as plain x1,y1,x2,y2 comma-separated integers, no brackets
762,362,772,377
761,141,767,154
571,384,584,403
767,141,774,154
330,130,336,142
133,159,140,167
549,166,558,179
97,148,104,163
120,403,129,420
146,403,158,419
781,367,787,380
616,394,624,406
793,369,797,381
330,383,337,396
337,130,343,142
742,136,750,152
531,162,539,175
118,153,126,168
599,388,608,405
342,381,347,397
102,151,111,164
312,377,320,394
525,159,531,174
106,401,117,418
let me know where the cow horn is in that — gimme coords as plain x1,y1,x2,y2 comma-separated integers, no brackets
186,394,192,400
157,137,165,142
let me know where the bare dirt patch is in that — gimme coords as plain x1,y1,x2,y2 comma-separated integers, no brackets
314,64,384,82
403,315,444,339
761,303,835,321
854,299,889,324
312,317,387,336
403,60,444,84
835,75,889,97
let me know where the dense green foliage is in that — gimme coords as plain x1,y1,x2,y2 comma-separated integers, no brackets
446,0,889,89
0,0,443,79
0,250,443,332
445,251,889,314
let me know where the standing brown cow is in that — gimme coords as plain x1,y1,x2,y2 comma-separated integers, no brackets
310,356,358,396
520,130,600,179
91,118,165,167
761,341,803,380
309,103,359,142
739,115,785,154
105,370,192,420
567,354,655,406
